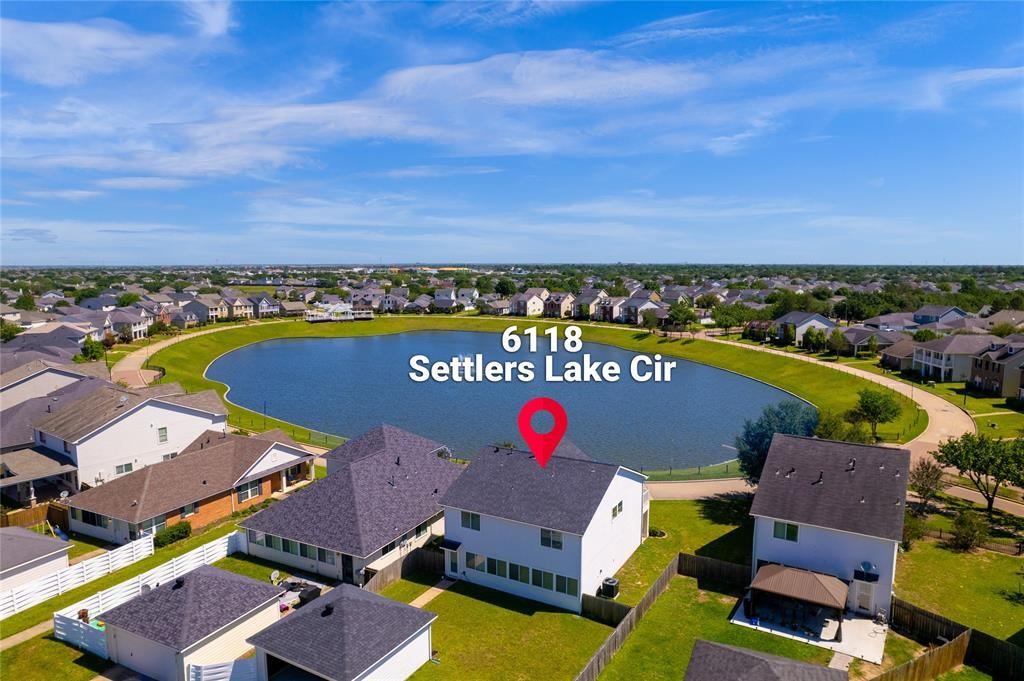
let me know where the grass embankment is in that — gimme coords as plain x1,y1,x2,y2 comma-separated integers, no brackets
147,317,927,453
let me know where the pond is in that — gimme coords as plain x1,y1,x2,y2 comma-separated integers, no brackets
206,330,801,470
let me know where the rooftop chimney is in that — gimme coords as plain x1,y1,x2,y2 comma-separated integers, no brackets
173,576,185,589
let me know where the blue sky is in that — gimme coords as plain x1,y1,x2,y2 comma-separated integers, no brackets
1,1,1021,265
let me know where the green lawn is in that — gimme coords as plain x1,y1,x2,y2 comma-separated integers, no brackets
66,532,110,560
0,633,111,681
377,569,441,604
599,576,831,680
895,539,1024,645
614,498,753,605
0,521,240,638
642,458,741,481
410,581,611,681
148,317,927,452
314,463,328,479
212,553,290,584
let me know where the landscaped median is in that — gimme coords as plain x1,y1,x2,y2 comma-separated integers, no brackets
144,316,927,455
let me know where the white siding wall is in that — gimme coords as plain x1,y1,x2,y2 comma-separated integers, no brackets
751,516,898,614
108,625,179,681
245,542,343,581
579,471,645,599
795,319,833,345
0,551,69,591
240,444,309,481
356,624,433,681
56,402,226,488
181,601,280,678
0,370,84,409
443,508,584,612
70,517,133,545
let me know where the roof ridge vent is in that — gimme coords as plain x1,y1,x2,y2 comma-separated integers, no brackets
811,471,824,486
784,467,796,478
846,458,856,472
321,603,333,617
859,496,865,503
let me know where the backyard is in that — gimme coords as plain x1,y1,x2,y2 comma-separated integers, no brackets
0,633,110,681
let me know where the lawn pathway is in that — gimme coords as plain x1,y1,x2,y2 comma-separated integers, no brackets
409,578,455,608
0,620,52,651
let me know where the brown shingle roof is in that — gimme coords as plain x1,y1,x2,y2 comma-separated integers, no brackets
750,564,848,610
68,430,310,523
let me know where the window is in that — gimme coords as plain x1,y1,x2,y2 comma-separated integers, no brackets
78,510,110,528
567,577,579,596
39,432,46,444
318,547,336,565
466,552,485,572
247,529,265,546
139,515,165,535
161,452,179,461
158,427,168,443
281,538,299,555
415,521,429,537
487,558,507,578
449,550,458,573
268,535,282,551
382,540,396,555
509,562,529,583
612,500,624,519
115,463,133,475
180,502,197,517
236,479,261,502
540,528,563,550
461,511,480,530
300,543,316,560
532,569,554,590
773,521,799,542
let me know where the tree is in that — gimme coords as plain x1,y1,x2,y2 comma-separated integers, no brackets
901,512,926,551
495,278,517,296
667,302,697,328
101,332,118,349
913,329,939,342
116,292,140,307
934,434,1024,515
847,388,901,440
866,335,879,356
778,323,796,347
78,336,104,361
802,327,826,353
0,320,23,343
640,309,660,331
695,293,720,309
826,328,848,356
12,293,35,311
989,322,1019,338
814,410,873,444
735,401,819,483
908,459,948,514
949,510,988,551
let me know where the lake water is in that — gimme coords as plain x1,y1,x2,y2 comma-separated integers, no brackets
206,330,798,470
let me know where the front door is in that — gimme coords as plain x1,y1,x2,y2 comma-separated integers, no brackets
341,554,354,584
448,549,458,576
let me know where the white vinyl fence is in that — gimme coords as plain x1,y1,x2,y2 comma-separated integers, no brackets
0,534,154,620
54,531,247,659
189,659,257,681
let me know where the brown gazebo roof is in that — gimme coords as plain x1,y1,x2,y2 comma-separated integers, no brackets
750,564,848,610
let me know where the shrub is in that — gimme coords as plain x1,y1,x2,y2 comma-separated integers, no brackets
154,521,192,548
901,512,926,551
949,510,988,552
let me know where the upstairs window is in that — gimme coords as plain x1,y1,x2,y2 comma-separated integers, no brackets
540,528,563,550
773,521,799,542
158,427,168,443
461,511,480,531
612,500,623,519
115,463,133,475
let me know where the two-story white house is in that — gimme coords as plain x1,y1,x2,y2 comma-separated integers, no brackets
439,442,647,613
772,311,836,346
911,334,1000,382
31,382,227,490
748,434,909,620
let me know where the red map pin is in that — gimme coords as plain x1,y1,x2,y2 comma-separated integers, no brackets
518,397,568,468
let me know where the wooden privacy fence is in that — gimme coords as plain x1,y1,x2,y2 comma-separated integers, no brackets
54,531,246,659
1,501,71,529
874,630,970,681
890,597,1024,680
363,546,444,595
575,553,682,681
677,552,750,587
0,534,154,619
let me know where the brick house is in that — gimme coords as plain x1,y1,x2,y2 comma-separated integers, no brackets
67,430,313,545
970,340,1024,397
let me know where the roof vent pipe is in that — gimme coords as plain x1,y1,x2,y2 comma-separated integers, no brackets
812,471,824,486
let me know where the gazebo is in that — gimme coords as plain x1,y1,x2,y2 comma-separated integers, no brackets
746,564,848,642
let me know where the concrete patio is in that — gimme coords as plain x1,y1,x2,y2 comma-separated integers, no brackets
730,606,887,664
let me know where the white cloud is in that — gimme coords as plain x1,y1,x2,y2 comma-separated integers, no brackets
95,177,192,190
0,18,174,87
364,165,502,179
430,1,579,28
21,189,103,201
180,1,234,37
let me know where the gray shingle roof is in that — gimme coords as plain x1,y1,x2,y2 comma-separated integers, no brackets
101,565,282,651
915,334,1001,355
0,376,110,449
241,427,462,557
247,584,435,681
684,641,846,681
439,443,622,535
0,527,70,572
324,424,444,465
750,434,909,541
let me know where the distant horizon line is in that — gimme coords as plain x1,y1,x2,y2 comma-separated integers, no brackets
2,262,1023,269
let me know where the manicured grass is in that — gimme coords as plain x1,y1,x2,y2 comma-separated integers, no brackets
314,463,328,479
378,569,442,604
0,633,111,681
937,666,993,680
895,539,1024,645
614,498,753,605
642,458,741,481
599,576,831,680
148,317,927,449
66,532,110,560
923,495,1024,547
212,553,290,584
975,411,1024,435
848,630,922,679
0,521,239,638
410,581,610,681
